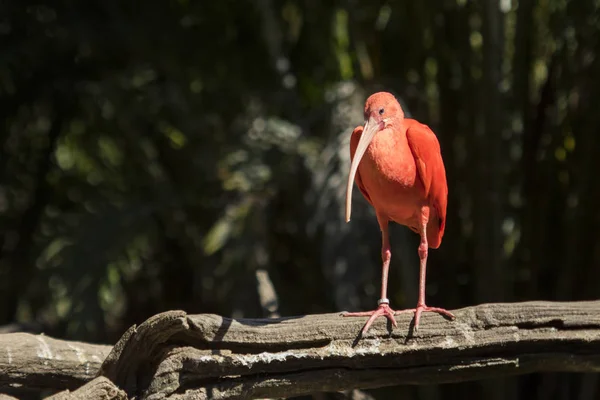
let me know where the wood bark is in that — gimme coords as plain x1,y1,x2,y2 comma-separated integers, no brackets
0,332,111,395
47,377,126,400
1,301,600,399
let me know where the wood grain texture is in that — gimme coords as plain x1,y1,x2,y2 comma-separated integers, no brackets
1,301,600,399
102,301,600,399
46,377,126,400
0,332,111,397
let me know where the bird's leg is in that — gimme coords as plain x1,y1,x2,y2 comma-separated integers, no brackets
342,214,397,335
397,206,455,331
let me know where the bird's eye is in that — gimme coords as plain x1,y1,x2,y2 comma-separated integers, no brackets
379,108,385,115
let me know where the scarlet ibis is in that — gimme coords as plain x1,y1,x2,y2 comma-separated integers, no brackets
343,92,454,335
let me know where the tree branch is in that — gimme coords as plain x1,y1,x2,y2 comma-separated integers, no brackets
2,301,600,399
0,333,111,396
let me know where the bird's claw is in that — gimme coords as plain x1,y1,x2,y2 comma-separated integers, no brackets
396,304,455,331
342,303,398,335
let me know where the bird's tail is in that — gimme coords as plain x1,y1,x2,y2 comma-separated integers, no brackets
427,215,444,249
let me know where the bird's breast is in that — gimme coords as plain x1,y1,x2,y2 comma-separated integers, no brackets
359,130,423,224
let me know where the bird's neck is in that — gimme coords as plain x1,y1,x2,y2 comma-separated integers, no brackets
383,117,404,131
368,121,408,159
363,120,415,187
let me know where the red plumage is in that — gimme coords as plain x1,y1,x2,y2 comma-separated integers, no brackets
343,92,455,335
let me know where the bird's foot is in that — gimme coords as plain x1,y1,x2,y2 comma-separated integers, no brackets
396,304,455,331
341,299,397,335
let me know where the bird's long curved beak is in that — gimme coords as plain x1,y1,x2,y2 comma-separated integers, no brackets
345,117,381,222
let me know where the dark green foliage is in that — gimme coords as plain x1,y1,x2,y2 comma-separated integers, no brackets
1,0,599,398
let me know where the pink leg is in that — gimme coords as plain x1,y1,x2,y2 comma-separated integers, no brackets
396,207,455,331
342,214,398,335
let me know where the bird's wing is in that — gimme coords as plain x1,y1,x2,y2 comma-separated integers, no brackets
405,119,448,247
349,125,374,207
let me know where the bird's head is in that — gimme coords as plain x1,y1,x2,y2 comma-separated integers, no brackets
363,91,405,126
346,92,404,222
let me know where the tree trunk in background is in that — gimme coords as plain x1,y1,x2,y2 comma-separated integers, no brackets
0,101,63,324
474,0,506,303
512,0,535,299
433,0,470,310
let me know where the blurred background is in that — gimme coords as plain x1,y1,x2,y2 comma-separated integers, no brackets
1,0,599,399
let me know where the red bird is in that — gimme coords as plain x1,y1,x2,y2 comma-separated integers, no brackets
343,92,454,335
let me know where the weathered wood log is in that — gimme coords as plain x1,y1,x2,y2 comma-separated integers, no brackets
1,301,600,399
100,301,600,399
0,332,111,398
46,377,126,400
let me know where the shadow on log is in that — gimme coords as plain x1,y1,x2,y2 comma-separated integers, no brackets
1,301,600,399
